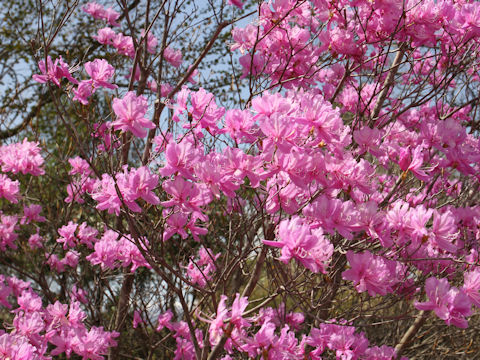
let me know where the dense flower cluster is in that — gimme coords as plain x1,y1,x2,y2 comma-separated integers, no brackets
7,0,480,358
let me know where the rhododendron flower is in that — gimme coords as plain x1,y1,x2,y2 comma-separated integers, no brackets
0,174,19,203
263,216,333,273
93,27,116,44
112,33,135,57
463,269,480,308
83,2,120,26
21,204,46,224
228,0,244,8
398,145,431,181
72,80,94,105
84,59,117,89
342,251,401,296
57,221,78,250
83,2,105,19
429,210,458,253
163,46,183,68
112,92,155,137
28,232,44,249
209,295,228,345
0,214,18,251
415,277,471,328
156,310,174,332
141,30,158,54
0,139,45,176
33,56,78,86
133,310,144,328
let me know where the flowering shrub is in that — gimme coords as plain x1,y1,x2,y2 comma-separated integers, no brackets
1,0,480,358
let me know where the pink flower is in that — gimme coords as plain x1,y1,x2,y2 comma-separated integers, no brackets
186,261,210,287
141,30,158,54
112,92,155,137
103,7,120,27
33,56,78,86
85,59,117,89
83,2,120,26
28,233,44,249
72,80,94,105
21,204,46,224
117,166,160,211
156,310,174,331
0,214,18,250
398,146,431,181
91,174,122,215
133,310,144,329
112,33,135,58
83,2,105,19
230,294,250,329
0,139,45,176
228,0,244,8
342,251,401,296
463,269,480,308
68,156,92,176
0,174,19,203
93,27,116,45
57,221,78,250
209,295,228,345
263,216,333,273
415,277,472,328
429,210,458,253
164,46,183,68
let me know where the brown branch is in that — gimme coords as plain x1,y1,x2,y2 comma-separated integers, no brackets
141,12,255,164
395,310,429,358
369,43,407,126
0,94,47,140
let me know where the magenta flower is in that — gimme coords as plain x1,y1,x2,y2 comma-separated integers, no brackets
0,139,45,176
342,251,400,297
263,216,333,273
398,145,431,181
85,59,117,89
112,92,155,138
0,174,19,203
209,295,228,345
415,277,472,328
430,210,458,253
230,294,250,329
463,269,480,308
21,204,46,225
133,310,144,329
228,0,244,8
93,27,116,45
33,55,78,86
82,2,105,19
164,46,183,68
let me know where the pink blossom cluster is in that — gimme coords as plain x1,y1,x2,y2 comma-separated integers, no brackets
154,296,401,359
73,59,117,105
82,1,120,27
111,92,156,137
0,174,19,203
185,247,220,287
32,56,78,87
92,27,158,59
86,229,150,272
0,139,45,176
263,216,333,273
0,276,118,359
19,0,480,357
91,165,159,214
231,0,480,91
